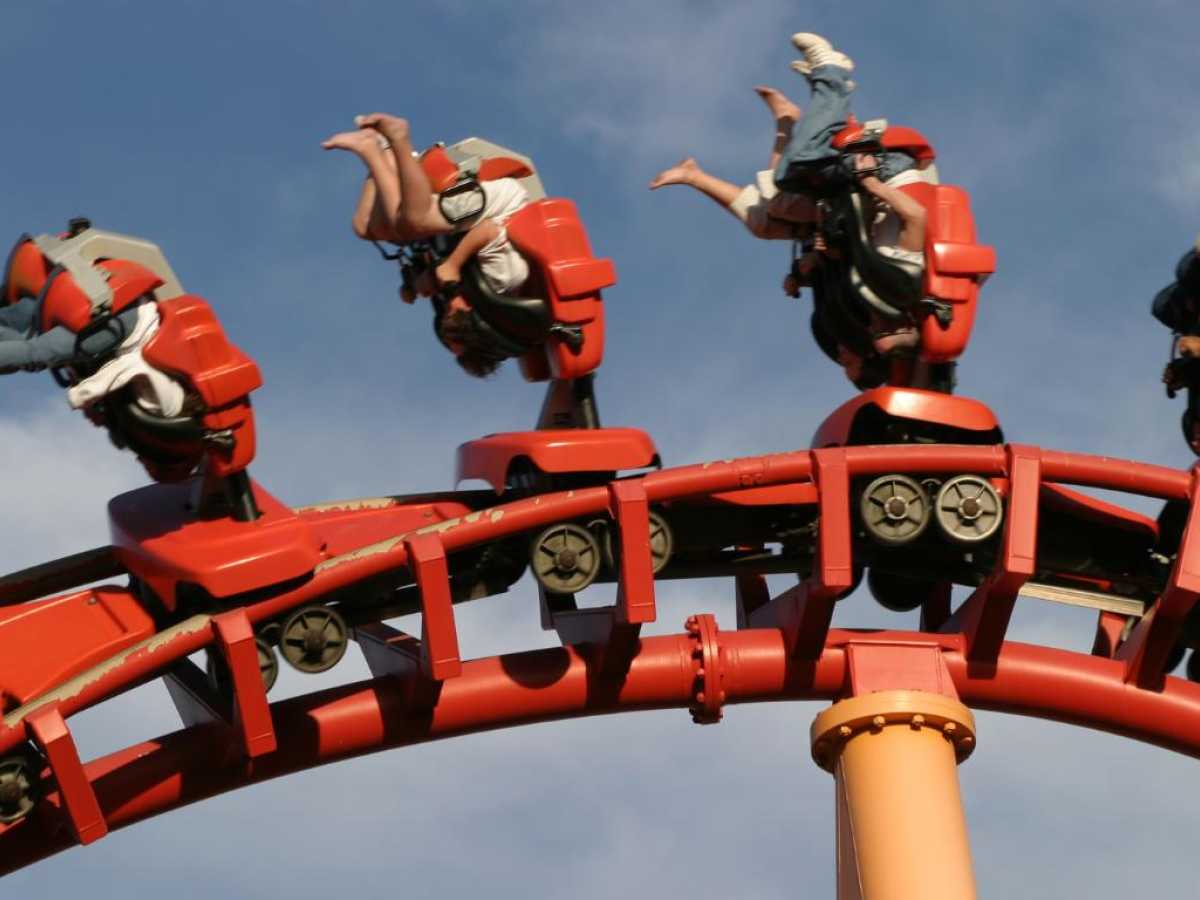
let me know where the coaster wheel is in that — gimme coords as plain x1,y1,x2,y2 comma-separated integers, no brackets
0,749,42,825
859,474,931,546
279,605,349,674
599,510,675,575
531,522,602,594
206,636,279,694
934,475,1003,544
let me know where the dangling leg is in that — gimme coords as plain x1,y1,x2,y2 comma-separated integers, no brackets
356,114,453,236
754,85,803,171
774,33,857,193
0,297,37,341
323,127,407,241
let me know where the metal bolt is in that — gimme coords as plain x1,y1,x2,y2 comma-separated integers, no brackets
911,714,925,730
960,736,976,751
943,722,958,737
872,715,886,731
838,725,853,739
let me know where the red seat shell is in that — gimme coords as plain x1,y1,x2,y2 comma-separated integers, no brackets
3,238,49,305
895,183,996,365
140,295,263,479
504,199,615,381
811,387,1001,448
458,427,658,493
109,479,321,609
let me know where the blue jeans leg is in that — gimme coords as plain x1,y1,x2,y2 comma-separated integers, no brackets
0,297,37,341
774,65,856,193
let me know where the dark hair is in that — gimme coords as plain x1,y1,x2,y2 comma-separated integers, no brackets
436,306,505,378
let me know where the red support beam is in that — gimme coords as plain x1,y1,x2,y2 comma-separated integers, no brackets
846,641,958,700
1091,611,1129,659
812,449,856,596
747,450,855,658
404,532,462,681
952,444,1041,662
608,479,656,625
1118,466,1200,688
734,572,770,629
25,705,107,846
211,610,276,758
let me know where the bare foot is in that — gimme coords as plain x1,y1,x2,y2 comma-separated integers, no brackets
649,157,700,189
355,113,410,144
322,128,383,154
754,86,802,126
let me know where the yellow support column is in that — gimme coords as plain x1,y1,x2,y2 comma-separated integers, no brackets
811,690,978,900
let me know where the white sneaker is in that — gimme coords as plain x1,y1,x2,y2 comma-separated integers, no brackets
792,59,855,90
790,32,855,71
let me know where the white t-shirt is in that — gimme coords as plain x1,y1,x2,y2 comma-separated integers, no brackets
65,301,189,417
443,177,531,294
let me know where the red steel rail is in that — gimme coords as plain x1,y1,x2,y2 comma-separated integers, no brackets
1,443,1197,874
5,626,1200,875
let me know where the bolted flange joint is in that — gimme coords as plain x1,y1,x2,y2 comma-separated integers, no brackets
809,690,976,772
684,614,726,725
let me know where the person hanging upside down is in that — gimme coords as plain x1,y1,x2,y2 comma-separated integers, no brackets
1,229,188,416
323,114,532,376
650,32,934,376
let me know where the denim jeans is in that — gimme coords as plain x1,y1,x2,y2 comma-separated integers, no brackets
0,301,140,371
774,65,914,194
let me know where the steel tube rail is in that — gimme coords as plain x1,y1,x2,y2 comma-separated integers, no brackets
0,444,1190,757
6,626,1200,875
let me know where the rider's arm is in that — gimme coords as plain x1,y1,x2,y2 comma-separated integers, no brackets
856,156,926,253
434,220,502,285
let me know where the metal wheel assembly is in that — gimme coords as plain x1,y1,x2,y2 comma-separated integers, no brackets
0,752,41,824
531,522,602,594
600,511,675,575
934,475,1003,544
206,636,279,694
859,474,932,546
280,605,349,674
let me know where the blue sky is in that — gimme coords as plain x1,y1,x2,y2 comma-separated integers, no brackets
3,1,1200,896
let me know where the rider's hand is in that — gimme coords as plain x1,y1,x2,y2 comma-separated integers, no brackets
435,262,461,287
1179,336,1200,358
1164,363,1183,389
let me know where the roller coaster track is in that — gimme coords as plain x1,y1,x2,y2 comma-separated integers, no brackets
3,442,1200,876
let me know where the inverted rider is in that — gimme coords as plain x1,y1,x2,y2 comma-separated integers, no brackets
650,33,935,378
1,221,188,417
323,115,532,376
